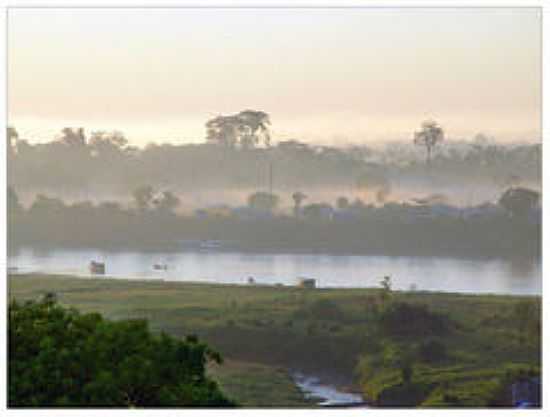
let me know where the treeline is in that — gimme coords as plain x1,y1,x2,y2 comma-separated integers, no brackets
7,125,541,195
8,187,541,259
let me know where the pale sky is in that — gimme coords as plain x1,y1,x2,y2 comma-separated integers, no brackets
8,7,541,146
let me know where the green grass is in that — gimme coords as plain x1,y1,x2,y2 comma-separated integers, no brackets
8,273,541,407
208,360,315,407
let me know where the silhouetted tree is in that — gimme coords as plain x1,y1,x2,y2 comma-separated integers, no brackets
247,191,279,212
7,127,18,156
89,130,128,158
205,110,271,149
498,187,540,217
7,186,22,218
59,127,86,147
413,120,444,165
153,191,180,214
132,185,155,212
336,197,350,210
292,191,307,217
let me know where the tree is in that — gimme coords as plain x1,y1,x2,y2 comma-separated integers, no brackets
237,110,271,148
89,130,128,158
7,186,23,218
379,276,392,307
498,187,540,218
336,196,350,210
292,191,307,217
247,191,279,212
153,191,180,214
205,110,271,149
9,296,234,407
132,185,155,212
205,115,240,148
413,120,444,165
7,127,18,155
302,203,333,221
59,127,86,147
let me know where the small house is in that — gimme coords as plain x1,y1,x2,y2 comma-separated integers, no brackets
297,277,316,289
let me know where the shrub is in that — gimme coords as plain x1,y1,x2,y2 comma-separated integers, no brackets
377,302,451,338
417,339,448,363
295,298,345,321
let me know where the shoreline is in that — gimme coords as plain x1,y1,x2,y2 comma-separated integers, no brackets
8,242,541,262
9,271,541,298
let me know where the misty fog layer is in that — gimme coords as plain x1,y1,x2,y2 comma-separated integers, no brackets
7,128,541,211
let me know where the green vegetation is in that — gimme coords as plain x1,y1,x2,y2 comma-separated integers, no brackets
9,293,234,407
8,183,541,258
9,274,541,407
208,360,314,407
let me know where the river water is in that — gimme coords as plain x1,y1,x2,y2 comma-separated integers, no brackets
7,246,541,295
292,373,366,407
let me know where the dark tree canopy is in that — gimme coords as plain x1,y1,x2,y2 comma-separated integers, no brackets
291,191,307,217
498,187,540,217
9,296,234,407
205,110,271,149
247,191,279,212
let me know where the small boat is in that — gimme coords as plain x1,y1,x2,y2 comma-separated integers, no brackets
89,261,105,275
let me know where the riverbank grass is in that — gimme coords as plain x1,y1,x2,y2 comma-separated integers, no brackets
8,274,541,407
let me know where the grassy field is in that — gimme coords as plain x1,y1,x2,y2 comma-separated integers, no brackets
8,273,541,407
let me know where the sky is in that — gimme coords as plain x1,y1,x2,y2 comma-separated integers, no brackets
8,7,542,146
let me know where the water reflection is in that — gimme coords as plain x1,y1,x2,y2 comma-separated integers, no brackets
7,247,541,296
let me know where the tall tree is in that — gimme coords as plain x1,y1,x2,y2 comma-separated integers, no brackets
292,191,307,217
413,120,444,165
205,110,271,149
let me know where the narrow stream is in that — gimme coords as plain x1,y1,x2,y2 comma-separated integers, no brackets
292,373,367,407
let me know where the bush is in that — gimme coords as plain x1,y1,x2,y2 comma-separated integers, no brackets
9,295,234,407
377,302,451,338
417,339,448,363
295,298,345,321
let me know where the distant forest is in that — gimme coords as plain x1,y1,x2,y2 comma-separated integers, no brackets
7,112,541,209
7,112,542,258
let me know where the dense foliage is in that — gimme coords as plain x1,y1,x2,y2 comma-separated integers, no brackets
358,289,541,407
7,185,541,259
9,295,234,407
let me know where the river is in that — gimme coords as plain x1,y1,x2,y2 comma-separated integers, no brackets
7,246,541,295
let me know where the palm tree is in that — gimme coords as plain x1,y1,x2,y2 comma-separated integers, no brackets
292,191,307,218
413,120,444,165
